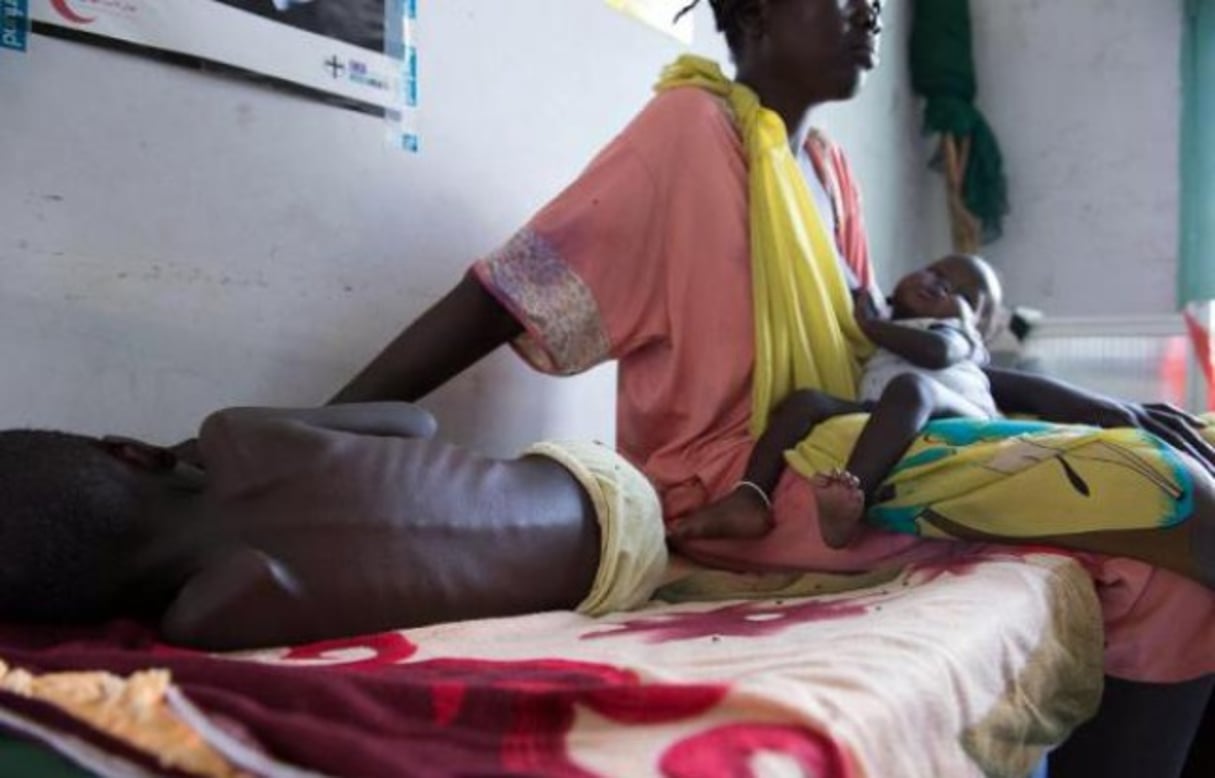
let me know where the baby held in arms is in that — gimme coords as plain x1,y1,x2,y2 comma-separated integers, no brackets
673,253,1005,548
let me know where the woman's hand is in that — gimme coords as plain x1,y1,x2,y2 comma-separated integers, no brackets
985,367,1215,475
986,364,1215,474
1077,400,1214,475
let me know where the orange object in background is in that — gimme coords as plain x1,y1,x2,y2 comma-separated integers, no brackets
1161,336,1190,408
1183,304,1214,411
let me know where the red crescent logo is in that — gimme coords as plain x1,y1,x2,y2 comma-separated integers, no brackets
49,0,95,24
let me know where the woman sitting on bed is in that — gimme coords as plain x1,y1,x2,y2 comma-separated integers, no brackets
326,1,1214,775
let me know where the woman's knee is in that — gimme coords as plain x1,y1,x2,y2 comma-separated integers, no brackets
1186,463,1215,587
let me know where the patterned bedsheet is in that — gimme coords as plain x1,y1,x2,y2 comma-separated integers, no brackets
0,549,1102,777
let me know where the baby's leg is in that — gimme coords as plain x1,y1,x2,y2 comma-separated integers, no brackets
670,390,864,543
753,390,868,490
819,374,986,548
847,373,988,495
813,469,867,548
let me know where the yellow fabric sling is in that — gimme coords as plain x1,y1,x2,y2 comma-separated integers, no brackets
655,55,872,436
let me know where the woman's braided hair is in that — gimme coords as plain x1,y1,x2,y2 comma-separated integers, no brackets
674,0,760,54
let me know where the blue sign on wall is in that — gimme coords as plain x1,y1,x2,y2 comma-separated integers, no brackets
1,0,29,53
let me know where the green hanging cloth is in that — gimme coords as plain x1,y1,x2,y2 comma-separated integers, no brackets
910,0,1009,243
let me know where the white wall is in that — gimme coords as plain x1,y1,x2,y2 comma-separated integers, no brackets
0,1,931,453
957,0,1184,317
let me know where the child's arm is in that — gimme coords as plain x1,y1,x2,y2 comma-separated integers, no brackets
161,548,320,651
180,403,439,468
855,292,978,370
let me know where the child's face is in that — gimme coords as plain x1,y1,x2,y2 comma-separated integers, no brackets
890,255,996,324
884,254,996,325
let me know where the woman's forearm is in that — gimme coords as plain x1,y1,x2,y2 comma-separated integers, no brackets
986,367,1215,472
330,272,523,404
984,366,1109,421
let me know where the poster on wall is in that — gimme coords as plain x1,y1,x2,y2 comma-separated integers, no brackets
29,0,418,146
604,0,694,44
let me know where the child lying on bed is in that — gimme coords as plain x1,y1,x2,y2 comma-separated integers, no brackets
670,255,1215,590
0,404,666,650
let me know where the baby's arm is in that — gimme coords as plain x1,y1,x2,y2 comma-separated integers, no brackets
855,291,978,370
860,318,976,370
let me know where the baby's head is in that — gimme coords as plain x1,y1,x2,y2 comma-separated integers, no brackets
0,430,170,624
889,254,1004,337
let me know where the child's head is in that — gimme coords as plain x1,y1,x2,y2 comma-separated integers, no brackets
0,430,159,624
889,254,1004,336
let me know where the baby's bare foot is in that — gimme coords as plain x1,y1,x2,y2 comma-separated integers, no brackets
812,471,865,549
